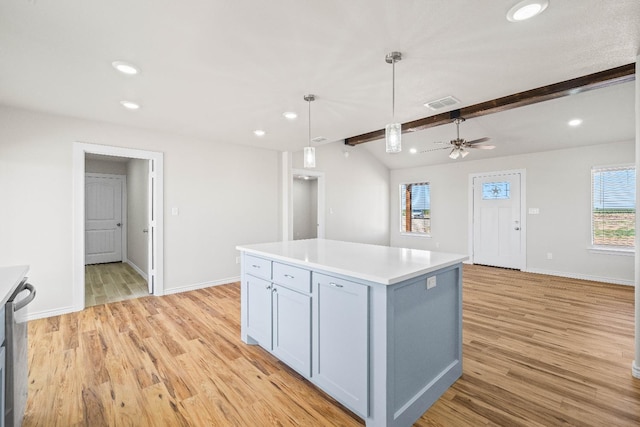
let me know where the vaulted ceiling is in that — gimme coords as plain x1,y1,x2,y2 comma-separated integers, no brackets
0,1,638,168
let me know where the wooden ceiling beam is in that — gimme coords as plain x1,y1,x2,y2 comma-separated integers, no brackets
344,63,636,146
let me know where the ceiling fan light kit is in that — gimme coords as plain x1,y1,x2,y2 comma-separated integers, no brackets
385,51,402,154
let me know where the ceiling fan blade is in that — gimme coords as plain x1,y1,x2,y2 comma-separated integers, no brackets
470,144,496,150
466,137,490,145
433,141,448,145
420,147,450,153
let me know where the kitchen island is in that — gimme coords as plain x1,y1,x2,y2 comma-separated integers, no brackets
236,239,467,427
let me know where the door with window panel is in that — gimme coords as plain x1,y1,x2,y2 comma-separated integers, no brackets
473,173,522,269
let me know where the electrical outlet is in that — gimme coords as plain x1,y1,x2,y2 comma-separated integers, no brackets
236,256,240,264
427,276,437,289
547,252,553,260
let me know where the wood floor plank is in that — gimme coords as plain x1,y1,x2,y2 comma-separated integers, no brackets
25,265,640,426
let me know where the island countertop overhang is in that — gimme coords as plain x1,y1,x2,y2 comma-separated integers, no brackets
236,239,468,285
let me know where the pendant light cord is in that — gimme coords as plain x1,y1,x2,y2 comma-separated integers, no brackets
391,58,396,120
308,98,311,147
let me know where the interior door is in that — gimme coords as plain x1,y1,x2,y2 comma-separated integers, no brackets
147,159,155,293
473,172,522,269
85,175,123,264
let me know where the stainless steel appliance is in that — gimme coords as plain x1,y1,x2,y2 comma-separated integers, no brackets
5,279,35,427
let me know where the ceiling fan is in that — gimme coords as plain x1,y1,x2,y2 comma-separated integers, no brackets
422,118,495,159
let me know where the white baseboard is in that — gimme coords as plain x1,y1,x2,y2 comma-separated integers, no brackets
633,361,640,379
524,268,634,287
126,259,148,281
27,305,78,321
163,276,241,295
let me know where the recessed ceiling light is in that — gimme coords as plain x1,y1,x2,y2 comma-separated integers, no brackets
283,112,297,120
409,148,418,154
120,100,140,110
506,0,549,22
112,61,139,75
253,129,266,137
568,118,582,127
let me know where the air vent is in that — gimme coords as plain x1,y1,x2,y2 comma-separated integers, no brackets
311,136,327,144
424,96,460,111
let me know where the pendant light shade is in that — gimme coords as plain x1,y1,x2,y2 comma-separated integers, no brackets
385,51,402,154
304,146,316,168
385,123,402,153
303,94,316,169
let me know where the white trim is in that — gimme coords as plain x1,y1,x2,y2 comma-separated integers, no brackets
126,260,148,281
633,361,640,379
468,169,527,270
26,305,77,321
163,276,240,295
73,142,164,312
398,181,431,237
291,168,326,239
524,268,634,287
587,246,634,256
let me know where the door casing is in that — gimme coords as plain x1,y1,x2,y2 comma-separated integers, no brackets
73,142,164,311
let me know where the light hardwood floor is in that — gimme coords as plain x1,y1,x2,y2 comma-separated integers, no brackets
85,262,149,307
25,265,640,426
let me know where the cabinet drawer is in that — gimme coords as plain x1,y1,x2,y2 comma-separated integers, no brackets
245,255,272,280
273,263,311,294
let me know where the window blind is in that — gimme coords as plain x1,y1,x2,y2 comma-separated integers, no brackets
591,166,635,247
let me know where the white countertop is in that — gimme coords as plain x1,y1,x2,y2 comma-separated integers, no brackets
0,265,29,306
236,239,467,285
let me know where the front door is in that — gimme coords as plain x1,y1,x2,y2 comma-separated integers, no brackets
472,172,523,269
85,174,123,264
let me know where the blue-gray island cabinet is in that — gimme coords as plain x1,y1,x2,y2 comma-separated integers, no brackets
236,239,467,427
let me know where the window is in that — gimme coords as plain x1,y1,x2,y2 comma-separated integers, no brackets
400,182,430,235
482,181,510,200
591,165,635,249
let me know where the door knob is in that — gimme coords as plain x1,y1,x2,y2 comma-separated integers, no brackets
514,227,520,230
116,223,121,227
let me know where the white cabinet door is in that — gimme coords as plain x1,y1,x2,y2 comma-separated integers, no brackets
272,285,311,377
313,273,368,417
245,276,273,348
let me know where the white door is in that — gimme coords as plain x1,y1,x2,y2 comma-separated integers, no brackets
85,175,123,264
473,172,523,269
147,161,155,293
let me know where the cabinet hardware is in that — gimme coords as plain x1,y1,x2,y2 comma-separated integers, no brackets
284,274,294,279
266,285,271,290
272,288,278,293
251,265,260,268
329,282,344,288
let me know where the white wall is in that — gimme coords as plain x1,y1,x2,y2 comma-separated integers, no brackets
293,178,317,240
293,142,390,246
0,106,280,318
391,140,635,285
126,158,148,276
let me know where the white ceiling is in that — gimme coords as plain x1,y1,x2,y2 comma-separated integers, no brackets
0,1,638,169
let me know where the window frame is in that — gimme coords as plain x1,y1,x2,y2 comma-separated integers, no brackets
399,181,431,237
589,164,635,255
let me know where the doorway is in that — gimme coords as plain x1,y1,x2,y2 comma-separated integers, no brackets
73,142,164,312
290,168,325,240
469,169,526,270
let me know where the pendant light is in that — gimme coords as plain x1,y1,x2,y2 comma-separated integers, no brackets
303,94,316,168
385,51,402,153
